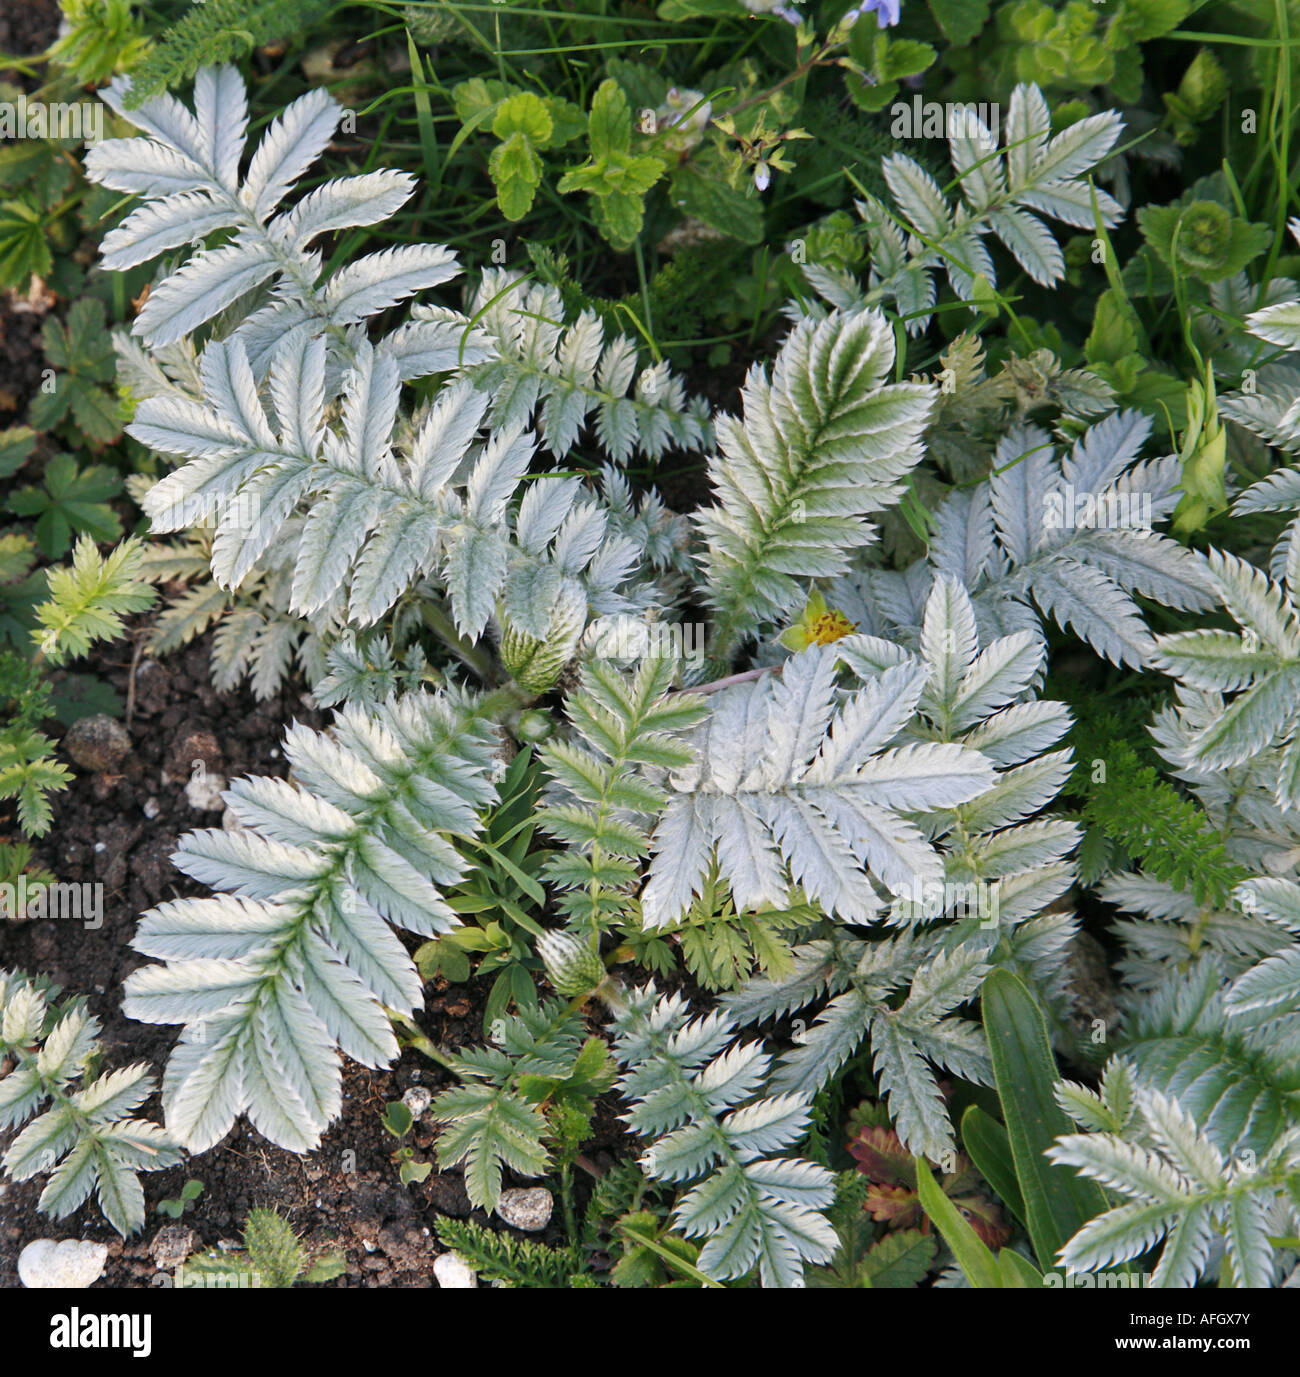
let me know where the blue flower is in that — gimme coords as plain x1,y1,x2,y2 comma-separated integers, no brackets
844,0,901,26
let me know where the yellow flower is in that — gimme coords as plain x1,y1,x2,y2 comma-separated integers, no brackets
779,593,856,651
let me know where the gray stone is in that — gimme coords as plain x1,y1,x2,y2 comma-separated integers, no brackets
63,715,131,773
496,1186,553,1233
149,1224,195,1270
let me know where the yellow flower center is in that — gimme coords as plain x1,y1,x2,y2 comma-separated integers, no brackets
809,611,855,645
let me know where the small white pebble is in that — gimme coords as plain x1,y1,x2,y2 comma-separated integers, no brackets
93,842,106,853
143,798,161,820
433,1252,478,1288
18,1240,108,1289
185,770,227,812
402,1086,432,1120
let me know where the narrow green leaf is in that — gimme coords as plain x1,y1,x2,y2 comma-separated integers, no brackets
915,1158,1003,1288
961,1103,1027,1227
982,970,1108,1271
996,1246,1044,1288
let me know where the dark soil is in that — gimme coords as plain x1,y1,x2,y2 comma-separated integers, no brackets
0,631,631,1287
0,0,60,76
0,294,45,421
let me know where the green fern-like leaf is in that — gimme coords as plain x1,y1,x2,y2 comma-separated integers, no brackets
538,652,705,940
429,997,590,1211
122,0,334,105
242,1208,307,1288
807,1174,937,1288
434,1217,584,1287
695,309,933,671
1070,716,1247,909
0,728,71,837
0,970,181,1236
123,689,500,1155
33,536,155,668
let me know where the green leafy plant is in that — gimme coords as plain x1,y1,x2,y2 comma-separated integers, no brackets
619,874,821,993
848,1121,1010,1249
9,454,123,558
156,1177,203,1218
417,745,556,1034
0,200,53,290
0,842,54,913
916,1157,1043,1287
55,33,1300,1292
381,1100,432,1186
0,969,180,1236
453,81,586,223
979,970,1108,1270
121,0,334,105
0,536,154,836
1070,719,1248,908
429,995,613,1210
557,81,668,251
805,1173,938,1288
49,0,151,84
181,1207,345,1287
25,299,123,451
434,1216,586,1288
956,0,1193,103
844,23,936,112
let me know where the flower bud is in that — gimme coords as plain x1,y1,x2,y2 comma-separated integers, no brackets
537,930,605,997
499,586,586,694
